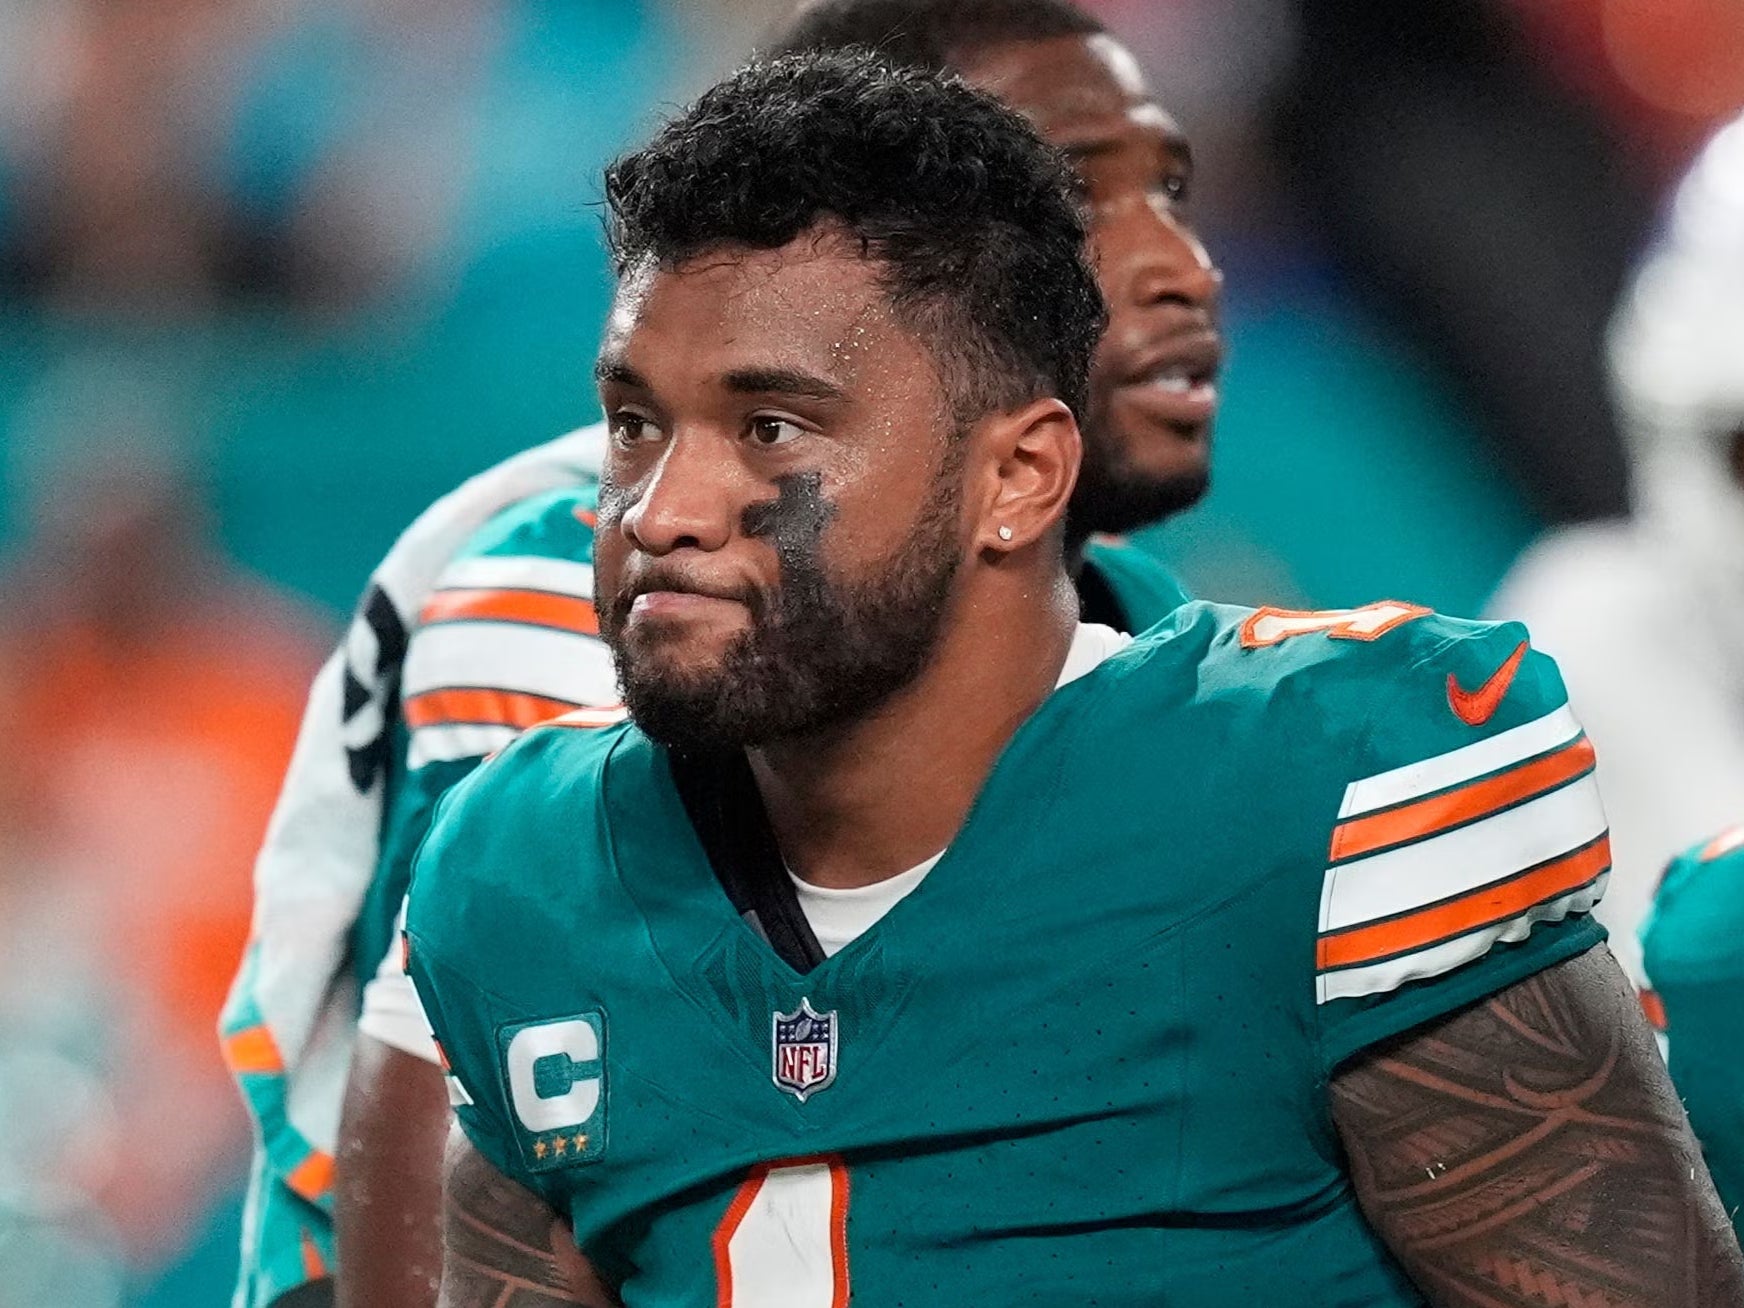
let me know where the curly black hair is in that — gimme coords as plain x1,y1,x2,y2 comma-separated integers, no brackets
603,49,1106,424
771,0,1103,71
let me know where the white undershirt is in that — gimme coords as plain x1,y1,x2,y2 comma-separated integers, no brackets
362,622,1132,1058
790,855,943,957
784,621,1132,956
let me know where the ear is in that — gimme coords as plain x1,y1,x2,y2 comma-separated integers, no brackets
970,396,1081,554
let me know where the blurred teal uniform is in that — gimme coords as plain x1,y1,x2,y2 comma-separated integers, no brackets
1642,829,1744,1238
408,603,1609,1305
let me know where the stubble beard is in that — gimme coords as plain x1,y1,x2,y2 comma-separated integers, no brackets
1067,390,1211,546
603,470,965,755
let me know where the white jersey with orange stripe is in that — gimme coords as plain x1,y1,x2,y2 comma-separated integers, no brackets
220,423,605,1308
359,481,618,1061
400,482,614,770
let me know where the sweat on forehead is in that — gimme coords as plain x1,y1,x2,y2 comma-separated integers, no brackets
598,231,940,402
601,49,1105,425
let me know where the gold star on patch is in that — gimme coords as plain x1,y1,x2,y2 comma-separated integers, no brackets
553,1135,568,1156
533,1140,548,1160
572,1133,588,1152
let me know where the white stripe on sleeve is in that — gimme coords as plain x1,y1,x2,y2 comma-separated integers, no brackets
1317,876,1607,1004
1319,772,1606,935
437,554,596,600
1337,704,1582,819
407,722,520,770
401,623,617,705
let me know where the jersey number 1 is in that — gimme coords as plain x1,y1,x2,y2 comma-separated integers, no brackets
712,1158,850,1308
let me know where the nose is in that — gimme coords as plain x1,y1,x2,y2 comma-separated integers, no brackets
617,432,738,557
1118,201,1223,315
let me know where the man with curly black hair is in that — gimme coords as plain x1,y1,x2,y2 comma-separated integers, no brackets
232,5,1223,1305
405,48,1740,1308
587,53,1105,752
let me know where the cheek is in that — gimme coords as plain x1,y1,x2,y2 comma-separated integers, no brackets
1085,201,1167,298
591,529,626,601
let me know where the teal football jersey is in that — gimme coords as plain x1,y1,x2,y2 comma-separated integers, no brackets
1641,829,1744,1239
407,601,1609,1306
1079,534,1191,630
361,501,1187,983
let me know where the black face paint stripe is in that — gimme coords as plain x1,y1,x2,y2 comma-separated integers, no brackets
741,471,839,608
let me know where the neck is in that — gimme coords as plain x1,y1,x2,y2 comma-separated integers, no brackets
749,566,1079,890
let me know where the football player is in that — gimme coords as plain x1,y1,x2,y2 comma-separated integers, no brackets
222,3,1223,1304
1642,828,1744,1245
407,50,1743,1307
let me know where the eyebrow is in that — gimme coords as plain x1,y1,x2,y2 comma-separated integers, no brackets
1059,130,1193,170
595,358,647,389
721,366,847,402
595,358,848,403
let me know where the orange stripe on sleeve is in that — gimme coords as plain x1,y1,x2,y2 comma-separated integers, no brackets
421,587,598,635
1640,988,1668,1032
221,1023,284,1075
1330,737,1596,864
300,1228,329,1279
286,1150,336,1202
529,705,627,732
1699,825,1744,862
1317,835,1610,972
404,687,580,731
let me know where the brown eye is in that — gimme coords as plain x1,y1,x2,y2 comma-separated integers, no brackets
748,416,804,447
608,412,661,446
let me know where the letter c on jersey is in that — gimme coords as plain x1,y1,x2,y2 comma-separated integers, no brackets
506,1017,602,1134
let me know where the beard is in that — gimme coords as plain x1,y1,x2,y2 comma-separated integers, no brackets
1070,440,1210,540
600,466,964,753
1068,392,1211,544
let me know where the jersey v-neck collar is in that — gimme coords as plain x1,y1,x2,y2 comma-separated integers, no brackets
599,622,1141,993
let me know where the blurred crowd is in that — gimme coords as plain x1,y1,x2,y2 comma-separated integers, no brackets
0,0,1741,1302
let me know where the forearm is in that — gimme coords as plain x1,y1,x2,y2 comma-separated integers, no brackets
1331,947,1744,1306
439,1126,618,1308
335,1036,450,1308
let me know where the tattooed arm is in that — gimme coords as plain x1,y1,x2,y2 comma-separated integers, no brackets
439,1125,620,1308
1330,946,1744,1306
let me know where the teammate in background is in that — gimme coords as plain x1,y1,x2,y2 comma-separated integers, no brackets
222,3,1223,1304
409,51,1741,1306
1487,112,1744,987
1642,828,1744,1242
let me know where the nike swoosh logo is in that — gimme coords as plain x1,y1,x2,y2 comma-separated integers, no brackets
1447,640,1529,726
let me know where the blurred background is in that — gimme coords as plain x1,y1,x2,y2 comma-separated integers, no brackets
0,0,1740,1302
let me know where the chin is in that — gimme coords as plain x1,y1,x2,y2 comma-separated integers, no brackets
620,625,739,676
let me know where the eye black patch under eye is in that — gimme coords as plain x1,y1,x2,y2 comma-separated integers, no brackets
742,471,840,605
741,471,838,549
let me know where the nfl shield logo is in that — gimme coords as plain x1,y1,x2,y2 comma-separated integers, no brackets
771,998,838,1102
